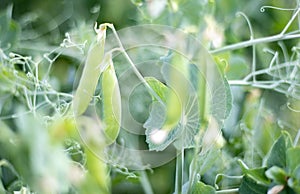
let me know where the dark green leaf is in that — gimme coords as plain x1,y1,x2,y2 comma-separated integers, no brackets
0,6,20,51
239,176,268,194
266,132,292,168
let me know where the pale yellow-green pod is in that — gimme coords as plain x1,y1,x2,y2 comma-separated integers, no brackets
73,24,107,116
101,58,121,144
162,53,189,130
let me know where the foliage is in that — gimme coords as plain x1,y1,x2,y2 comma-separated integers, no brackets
1,0,300,194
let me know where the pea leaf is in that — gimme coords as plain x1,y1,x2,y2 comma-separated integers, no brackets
143,77,182,151
286,147,300,175
266,131,293,168
191,147,220,179
0,5,20,51
0,180,5,194
239,176,268,194
238,160,270,185
265,166,287,185
189,181,215,194
145,93,200,151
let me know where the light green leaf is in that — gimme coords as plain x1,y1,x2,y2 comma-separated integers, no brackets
226,55,249,80
288,166,300,192
145,77,168,101
192,147,220,177
189,181,215,194
238,160,270,185
144,76,182,151
286,147,300,174
265,166,287,185
0,181,5,194
210,77,232,125
144,101,166,131
145,94,200,151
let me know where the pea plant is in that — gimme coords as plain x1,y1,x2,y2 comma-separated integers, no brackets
1,0,300,194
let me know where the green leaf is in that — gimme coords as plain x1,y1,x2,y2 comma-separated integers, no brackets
0,181,5,194
144,101,166,131
288,166,300,193
145,94,200,151
266,132,292,168
238,160,270,185
146,77,168,101
192,146,220,177
226,55,249,80
211,77,232,124
173,94,201,149
265,166,287,185
239,176,268,194
0,6,20,51
144,76,200,151
286,147,300,174
143,77,178,151
189,181,216,194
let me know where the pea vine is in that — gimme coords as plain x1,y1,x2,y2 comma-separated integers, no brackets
1,1,300,194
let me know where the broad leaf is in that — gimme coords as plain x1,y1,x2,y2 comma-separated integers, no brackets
0,6,20,51
239,160,270,185
265,166,287,185
191,145,220,177
189,181,215,194
145,94,200,151
239,176,268,194
266,132,292,168
286,147,300,175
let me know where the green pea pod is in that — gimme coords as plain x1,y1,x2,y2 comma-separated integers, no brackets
162,53,189,130
101,58,121,144
73,24,107,116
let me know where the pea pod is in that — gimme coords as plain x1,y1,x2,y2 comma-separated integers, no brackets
101,58,121,144
73,24,107,116
162,53,189,130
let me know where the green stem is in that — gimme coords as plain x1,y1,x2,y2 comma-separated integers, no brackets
216,188,239,193
175,149,184,194
107,24,164,105
210,32,300,54
140,171,154,194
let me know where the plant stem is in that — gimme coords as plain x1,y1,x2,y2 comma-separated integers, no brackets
140,170,154,194
294,129,300,146
210,33,300,54
216,188,239,193
175,149,184,194
107,24,164,105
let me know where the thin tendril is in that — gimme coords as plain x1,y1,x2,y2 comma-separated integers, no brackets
236,12,254,39
260,6,296,12
287,102,300,112
281,7,300,35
